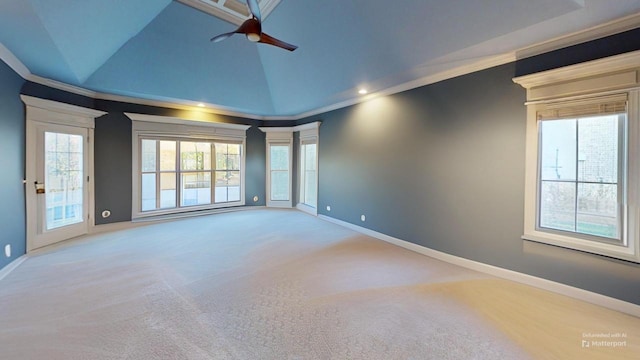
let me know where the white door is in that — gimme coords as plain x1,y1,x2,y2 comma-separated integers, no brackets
26,122,90,251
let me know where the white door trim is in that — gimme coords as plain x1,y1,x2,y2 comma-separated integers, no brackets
22,96,105,252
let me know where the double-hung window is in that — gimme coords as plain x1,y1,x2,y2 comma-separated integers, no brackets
514,51,640,263
129,114,249,219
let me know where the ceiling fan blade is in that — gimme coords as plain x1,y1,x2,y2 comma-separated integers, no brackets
247,0,261,22
210,32,235,42
259,33,298,51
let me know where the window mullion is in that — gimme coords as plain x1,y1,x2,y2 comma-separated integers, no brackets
574,120,579,233
211,143,215,204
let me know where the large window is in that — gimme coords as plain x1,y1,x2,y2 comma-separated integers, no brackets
130,114,249,219
537,101,625,243
514,52,640,263
269,144,291,202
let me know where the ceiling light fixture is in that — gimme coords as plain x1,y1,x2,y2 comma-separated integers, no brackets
197,103,205,107
358,89,368,95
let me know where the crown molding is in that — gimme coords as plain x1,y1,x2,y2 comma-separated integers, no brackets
125,112,251,130
513,50,640,89
21,95,107,119
516,12,640,60
0,42,30,78
2,12,639,121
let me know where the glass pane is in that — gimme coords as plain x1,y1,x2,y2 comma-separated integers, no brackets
160,141,176,171
160,173,177,209
181,142,211,171
270,145,289,171
304,143,317,171
577,183,619,239
304,170,317,207
215,144,228,170
141,173,156,211
141,139,156,172
540,120,576,181
577,115,619,183
271,170,289,201
181,172,211,206
227,186,240,202
45,132,84,229
215,186,228,203
215,143,241,170
539,181,576,232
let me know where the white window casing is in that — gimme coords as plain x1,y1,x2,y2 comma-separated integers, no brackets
128,113,250,219
260,122,321,211
297,122,320,215
260,128,293,208
513,50,640,263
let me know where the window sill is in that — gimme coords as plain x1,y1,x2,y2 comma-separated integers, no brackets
522,231,640,263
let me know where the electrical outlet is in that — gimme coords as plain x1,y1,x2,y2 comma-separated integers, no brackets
326,205,331,211
361,214,366,222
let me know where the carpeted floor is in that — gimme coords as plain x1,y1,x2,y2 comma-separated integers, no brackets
0,209,637,359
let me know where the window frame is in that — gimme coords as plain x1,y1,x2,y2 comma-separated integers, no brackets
514,51,640,263
263,130,293,208
297,122,320,215
129,114,249,220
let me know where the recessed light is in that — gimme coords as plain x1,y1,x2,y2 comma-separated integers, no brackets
197,103,205,107
358,89,368,95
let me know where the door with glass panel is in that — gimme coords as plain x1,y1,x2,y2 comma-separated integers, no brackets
27,123,89,251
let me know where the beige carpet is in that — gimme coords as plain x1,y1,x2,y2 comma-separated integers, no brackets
0,209,637,359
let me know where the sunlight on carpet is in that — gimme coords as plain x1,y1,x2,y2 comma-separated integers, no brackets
0,209,637,359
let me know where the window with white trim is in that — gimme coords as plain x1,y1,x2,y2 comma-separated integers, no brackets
513,51,640,263
297,122,320,215
129,113,249,219
537,95,626,242
299,140,317,208
260,128,293,208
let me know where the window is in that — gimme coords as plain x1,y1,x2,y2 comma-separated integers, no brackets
300,141,317,208
513,51,640,263
260,128,293,208
537,97,625,242
297,122,320,215
129,113,249,219
269,144,291,202
260,122,320,211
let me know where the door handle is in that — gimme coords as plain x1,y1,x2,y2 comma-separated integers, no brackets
34,181,45,194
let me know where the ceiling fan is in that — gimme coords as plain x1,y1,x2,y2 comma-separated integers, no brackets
210,0,297,51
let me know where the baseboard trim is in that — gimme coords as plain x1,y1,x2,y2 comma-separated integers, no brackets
318,215,640,317
93,206,267,234
296,203,318,216
0,256,28,282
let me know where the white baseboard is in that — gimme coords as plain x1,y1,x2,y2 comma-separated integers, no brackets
296,203,318,216
318,215,640,317
0,255,28,282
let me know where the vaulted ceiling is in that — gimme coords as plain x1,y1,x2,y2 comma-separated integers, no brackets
1,0,640,118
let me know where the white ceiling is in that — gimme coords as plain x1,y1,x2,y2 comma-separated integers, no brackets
1,0,640,119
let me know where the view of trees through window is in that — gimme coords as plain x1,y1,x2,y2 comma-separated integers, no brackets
539,114,622,240
140,138,242,211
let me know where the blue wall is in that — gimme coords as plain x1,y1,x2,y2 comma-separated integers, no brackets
0,60,26,269
19,85,266,226
298,33,640,304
